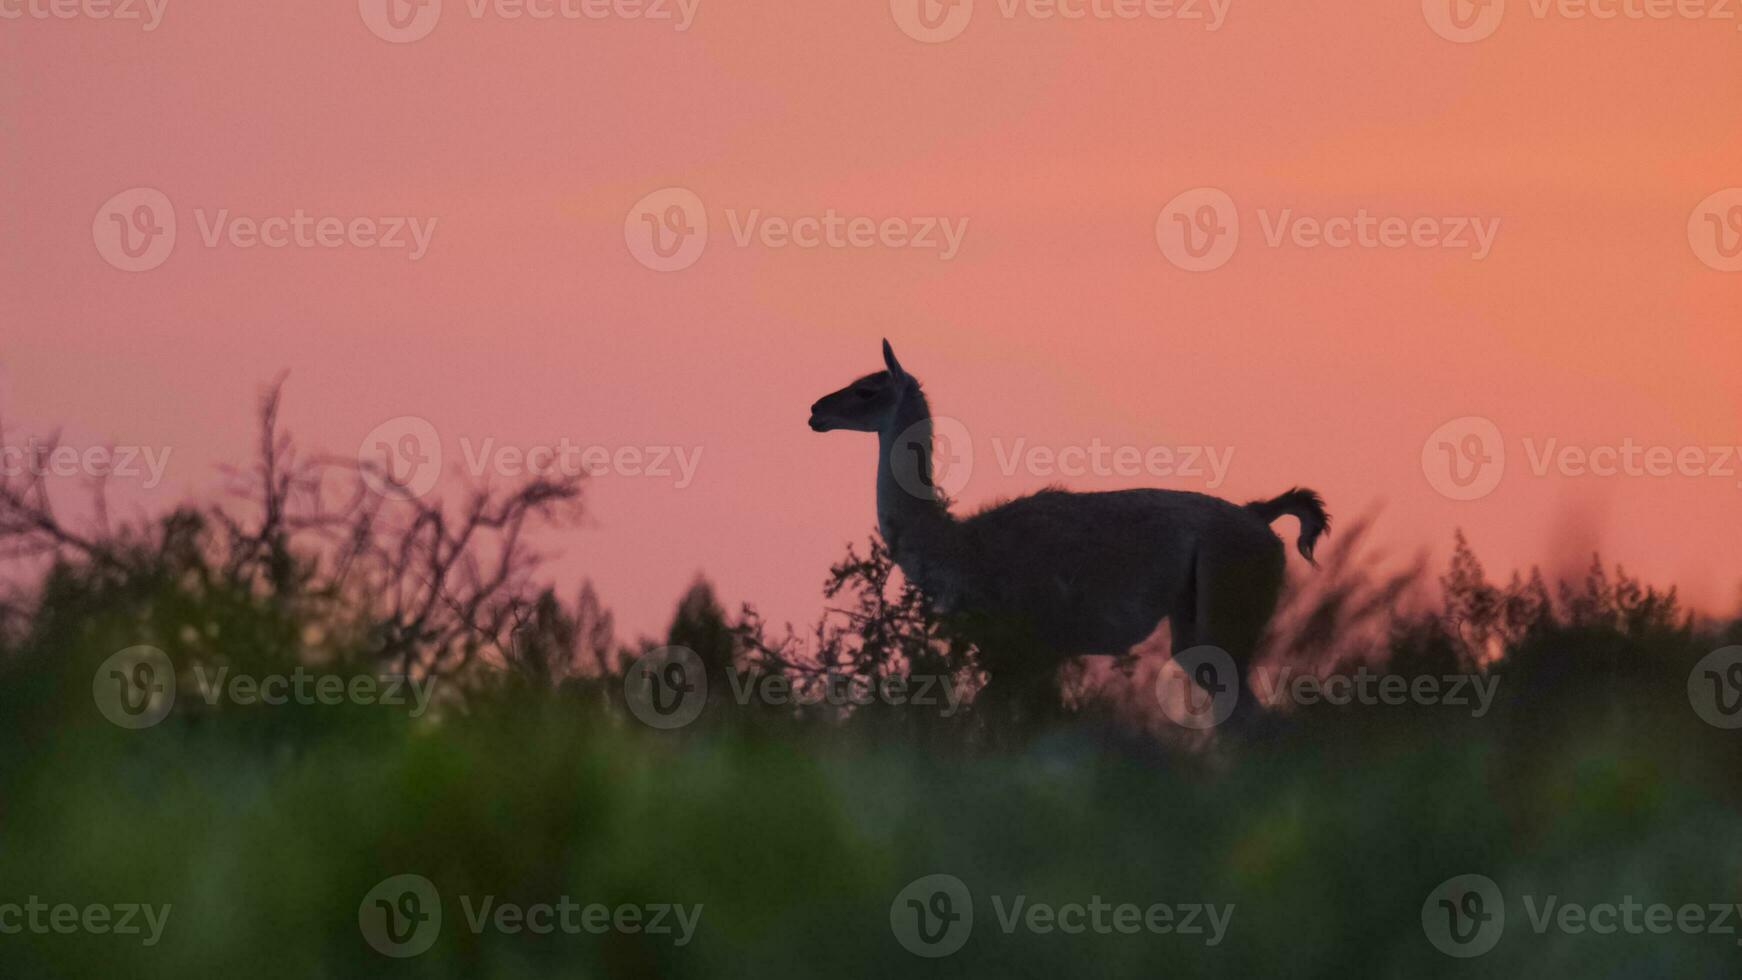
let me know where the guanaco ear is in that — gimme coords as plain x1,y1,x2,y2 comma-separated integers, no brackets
882,339,907,381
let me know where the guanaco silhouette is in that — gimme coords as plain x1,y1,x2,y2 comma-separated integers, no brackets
809,340,1329,728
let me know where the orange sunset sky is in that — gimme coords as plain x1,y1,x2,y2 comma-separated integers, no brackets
5,1,1741,637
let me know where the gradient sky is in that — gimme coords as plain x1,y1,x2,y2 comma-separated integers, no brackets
5,2,1741,639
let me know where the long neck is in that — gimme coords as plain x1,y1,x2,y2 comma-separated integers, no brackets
875,385,957,568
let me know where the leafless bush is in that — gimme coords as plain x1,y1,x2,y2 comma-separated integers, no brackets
0,382,583,683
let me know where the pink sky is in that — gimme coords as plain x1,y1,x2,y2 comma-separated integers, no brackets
5,2,1741,638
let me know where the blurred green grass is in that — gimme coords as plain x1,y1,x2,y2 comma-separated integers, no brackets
3,661,1741,978
1,411,1738,977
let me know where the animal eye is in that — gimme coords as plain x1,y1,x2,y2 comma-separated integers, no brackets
855,388,876,399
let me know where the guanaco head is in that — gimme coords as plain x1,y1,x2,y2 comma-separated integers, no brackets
808,339,916,433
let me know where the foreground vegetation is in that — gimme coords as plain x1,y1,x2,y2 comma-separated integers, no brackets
1,392,1738,977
